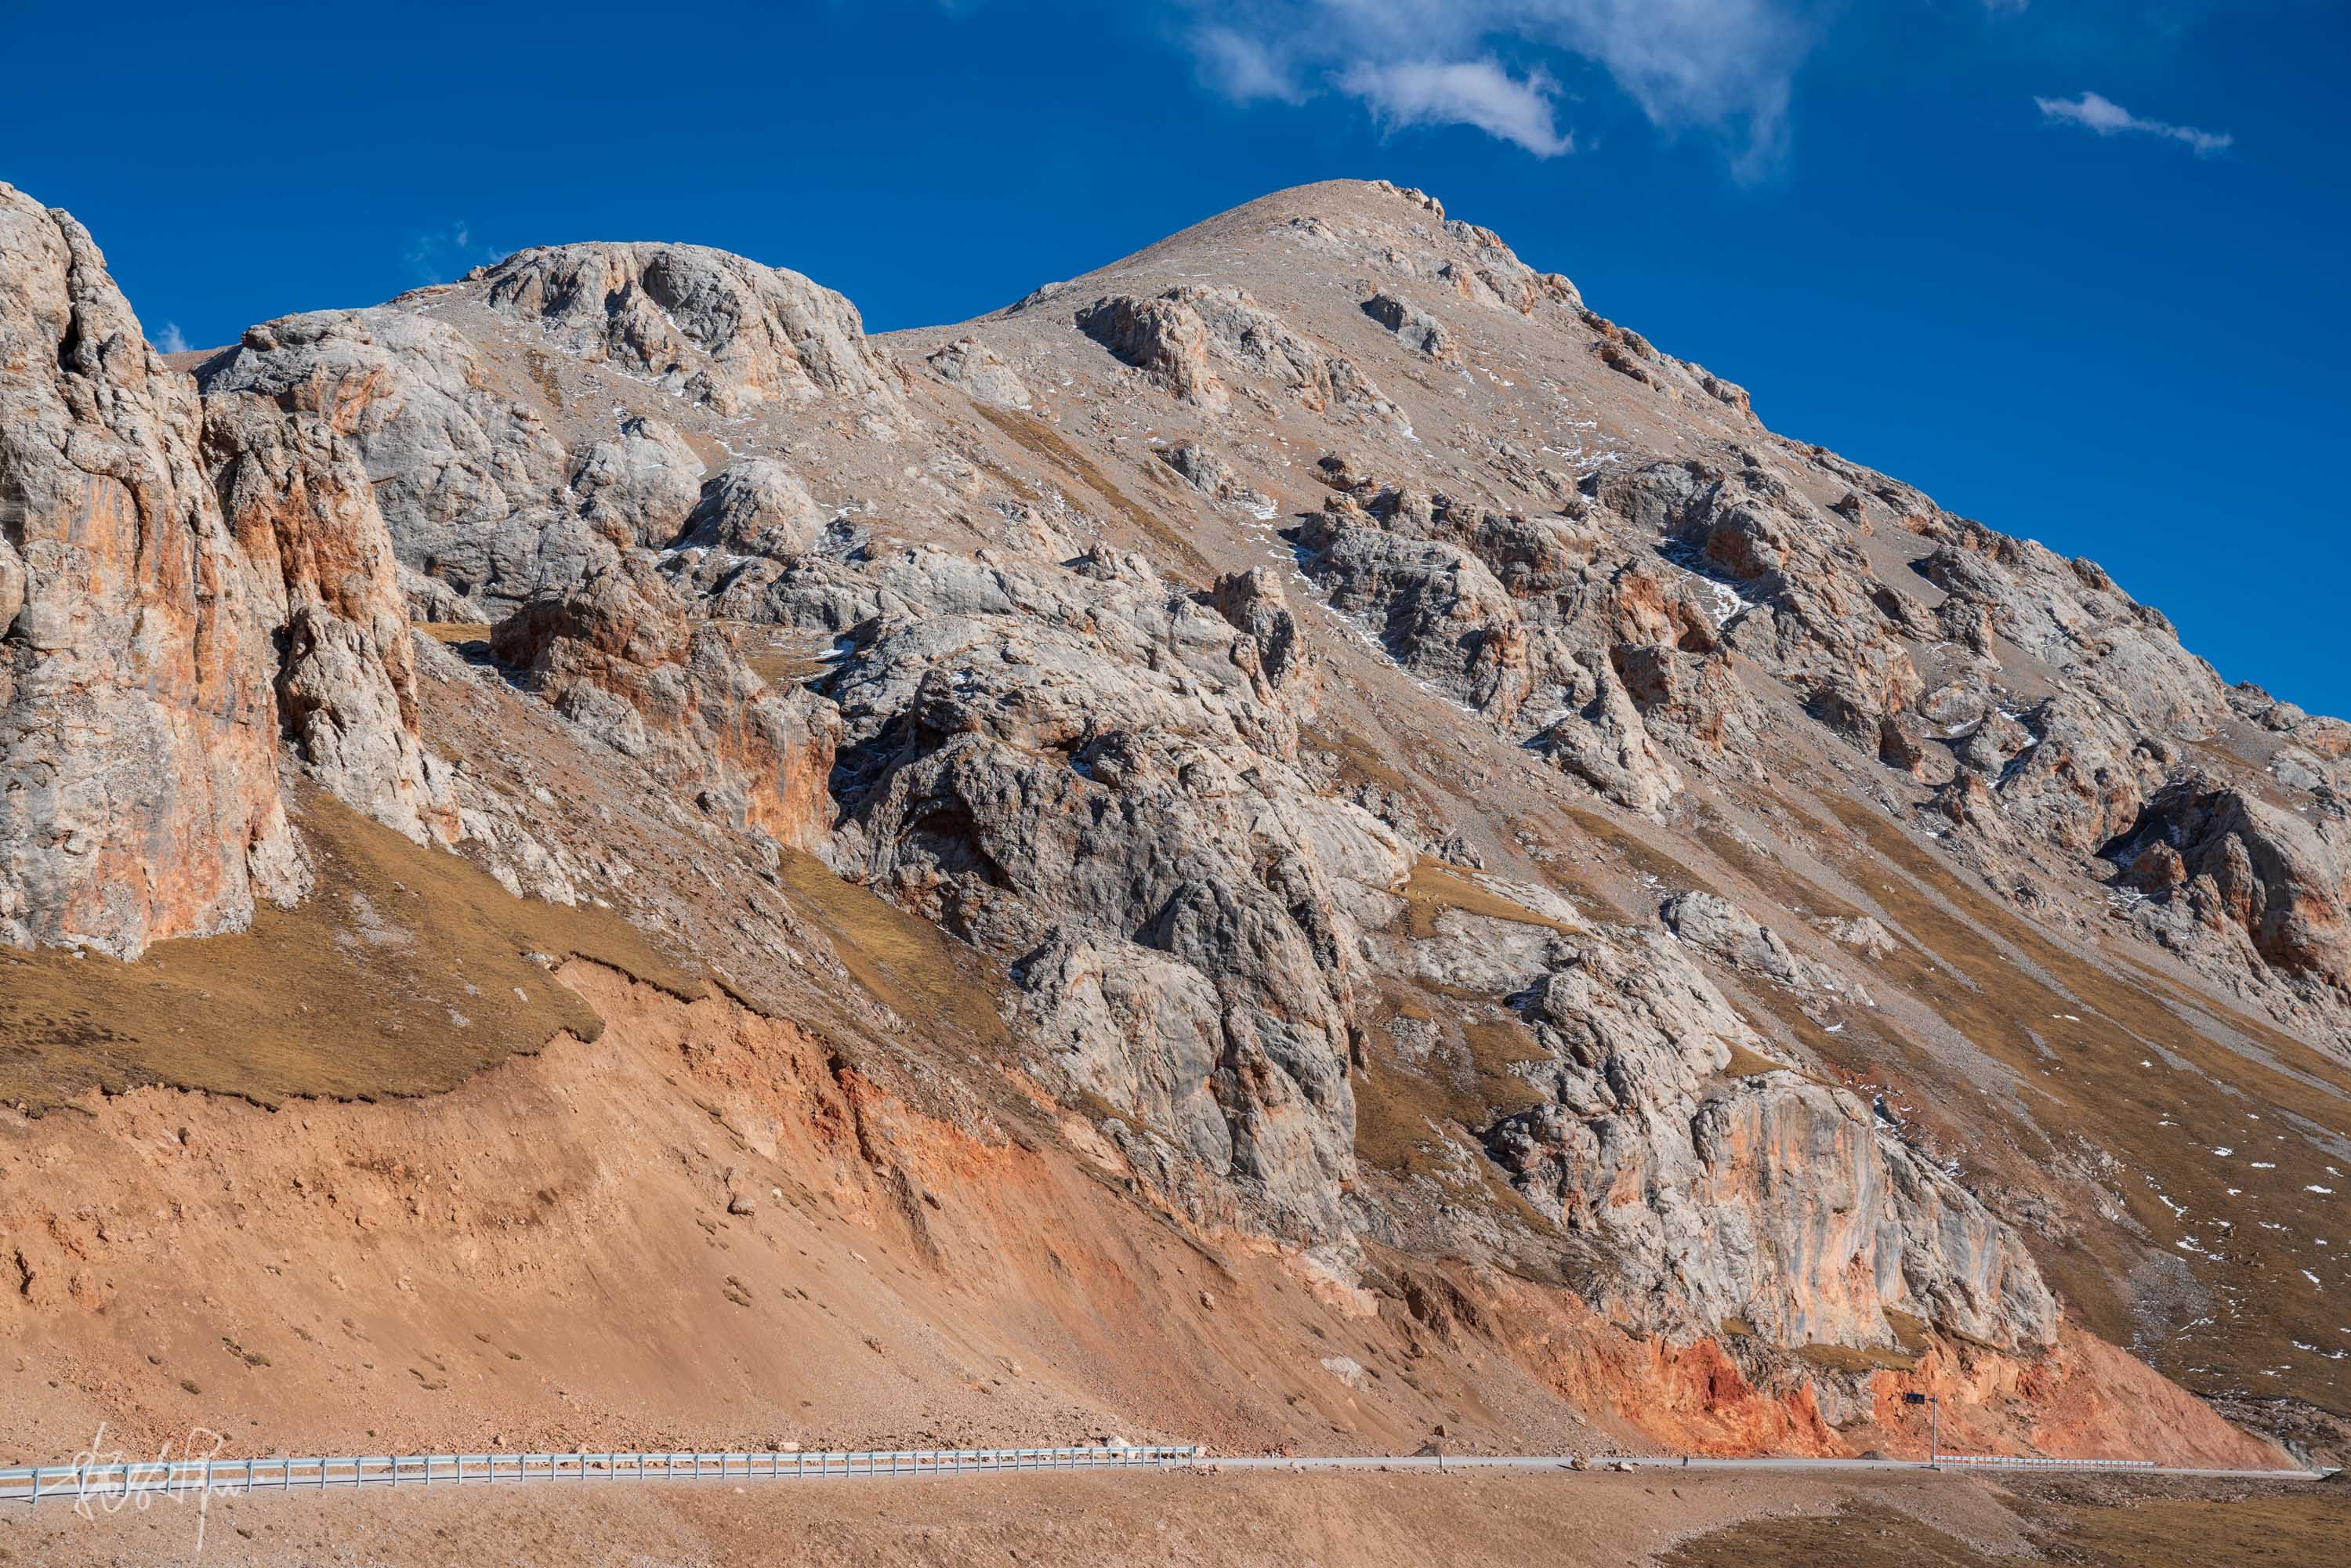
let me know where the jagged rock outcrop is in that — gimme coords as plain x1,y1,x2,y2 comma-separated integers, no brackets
1362,292,1454,360
0,183,303,957
2110,775,2351,990
476,242,900,417
1295,472,1689,814
1610,643,1762,762
1157,441,1274,518
197,308,603,616
201,388,458,844
1661,890,1841,994
567,413,705,548
829,549,1407,1233
1487,935,2056,1354
12,173,2336,1452
491,558,840,851
925,336,1032,409
1911,518,2226,732
659,455,841,608
1597,456,1923,755
1531,652,1685,817
1299,494,1534,719
1076,290,1228,407
1817,915,1897,958
1075,285,1393,418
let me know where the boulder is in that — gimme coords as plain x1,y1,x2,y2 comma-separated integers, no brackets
1078,286,1393,418
1361,292,1454,360
567,414,705,548
926,337,1033,409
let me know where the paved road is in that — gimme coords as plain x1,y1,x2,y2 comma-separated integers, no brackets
6,1446,2326,1506
1208,1454,2328,1482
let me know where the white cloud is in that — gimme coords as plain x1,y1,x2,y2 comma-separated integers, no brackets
1339,57,1572,156
1183,1,1818,169
155,321,189,354
1197,24,1306,101
2035,91,2232,155
404,220,503,284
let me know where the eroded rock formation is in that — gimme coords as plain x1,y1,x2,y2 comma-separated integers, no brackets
491,557,839,852
0,185,302,956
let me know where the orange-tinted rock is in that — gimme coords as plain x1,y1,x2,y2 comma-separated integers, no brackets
491,559,839,851
203,389,459,845
0,184,302,957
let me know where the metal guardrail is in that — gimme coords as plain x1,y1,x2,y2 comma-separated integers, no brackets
1935,1454,2156,1470
0,1445,1199,1506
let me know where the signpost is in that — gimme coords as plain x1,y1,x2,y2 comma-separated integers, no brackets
1902,1392,1940,1469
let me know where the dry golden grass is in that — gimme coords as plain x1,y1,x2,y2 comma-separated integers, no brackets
1396,858,1580,941
1563,805,1703,893
0,789,701,1111
708,621,836,689
1694,818,1863,922
1884,1307,1935,1356
1795,1341,1922,1374
970,404,1214,581
743,650,833,686
1816,797,2351,1410
1667,1487,2351,1568
1302,723,1428,806
1353,987,1553,1240
416,621,494,646
772,849,1011,1055
1718,1039,1788,1079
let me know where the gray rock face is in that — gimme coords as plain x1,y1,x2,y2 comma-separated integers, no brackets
24,172,2333,1428
1913,520,2225,733
1486,935,2056,1353
1661,891,1818,990
829,551,1407,1234
2113,775,2351,988
567,414,705,549
476,242,900,417
1075,285,1393,419
197,308,603,616
1362,292,1454,360
661,457,831,606
1295,467,1696,814
1817,915,1897,958
1158,441,1274,518
1597,457,1923,755
0,184,303,957
491,558,840,852
201,389,458,845
925,337,1033,409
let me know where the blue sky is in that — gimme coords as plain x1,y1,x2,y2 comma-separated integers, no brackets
4,1,2342,715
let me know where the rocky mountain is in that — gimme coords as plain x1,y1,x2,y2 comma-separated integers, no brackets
3,176,2345,1468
